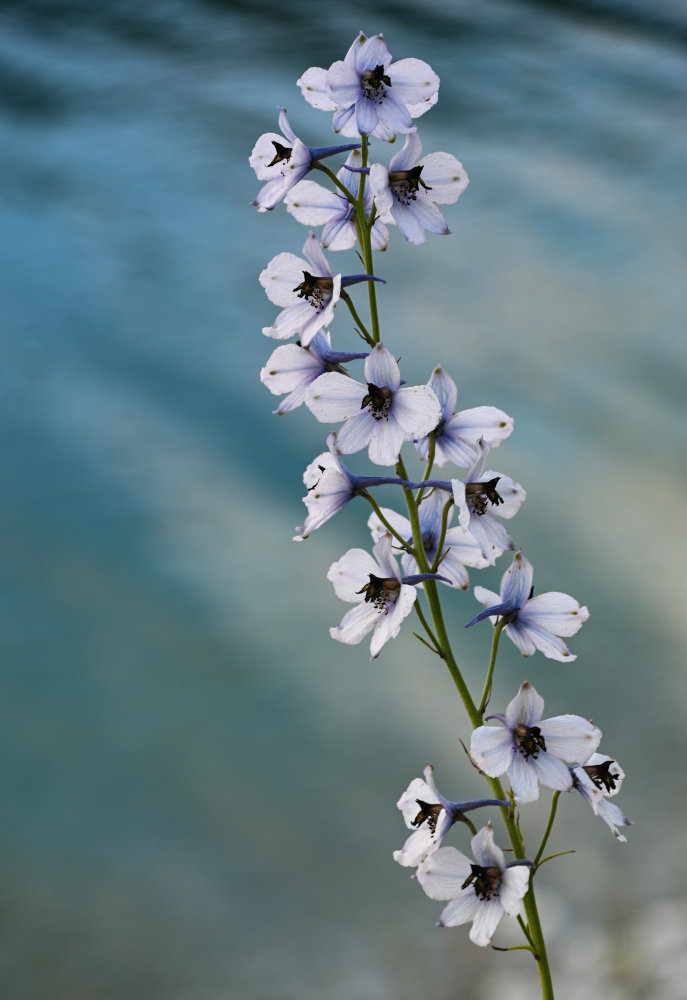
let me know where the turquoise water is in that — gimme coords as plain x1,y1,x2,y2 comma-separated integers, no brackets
1,2,686,997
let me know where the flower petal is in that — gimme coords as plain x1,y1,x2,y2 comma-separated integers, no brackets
306,373,366,422
505,681,545,728
469,898,505,947
298,66,336,110
330,601,378,645
539,715,602,763
470,726,514,777
416,846,472,900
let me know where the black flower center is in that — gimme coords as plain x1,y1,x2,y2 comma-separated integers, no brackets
268,141,293,167
356,573,400,612
514,723,546,760
389,165,432,206
412,799,443,834
360,64,391,103
292,271,334,311
582,759,619,793
461,863,502,901
361,382,393,421
465,477,504,516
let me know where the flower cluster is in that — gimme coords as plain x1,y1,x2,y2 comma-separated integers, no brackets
251,29,629,973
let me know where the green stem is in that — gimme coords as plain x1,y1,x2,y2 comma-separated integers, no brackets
312,161,357,204
340,290,374,345
417,434,436,502
533,792,561,869
413,600,444,657
429,497,453,574
361,492,415,554
357,136,381,344
478,619,506,716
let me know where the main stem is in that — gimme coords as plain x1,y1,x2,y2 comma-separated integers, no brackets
396,462,554,999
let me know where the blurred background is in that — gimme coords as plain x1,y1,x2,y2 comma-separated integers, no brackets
1,1,686,997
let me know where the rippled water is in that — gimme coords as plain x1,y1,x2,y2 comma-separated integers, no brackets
1,2,686,997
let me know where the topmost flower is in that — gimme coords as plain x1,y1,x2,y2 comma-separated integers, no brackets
298,32,439,141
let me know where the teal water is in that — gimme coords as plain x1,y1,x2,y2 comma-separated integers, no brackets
1,2,686,997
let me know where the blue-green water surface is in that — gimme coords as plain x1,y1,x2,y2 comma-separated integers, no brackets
1,2,686,997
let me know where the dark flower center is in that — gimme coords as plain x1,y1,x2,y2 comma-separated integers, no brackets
268,141,292,167
514,723,546,760
389,165,432,206
356,573,400,612
461,863,502,901
360,64,391,103
582,759,619,793
361,382,393,420
293,271,334,310
465,477,504,516
412,799,443,834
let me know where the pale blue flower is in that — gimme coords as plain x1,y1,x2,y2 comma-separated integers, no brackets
394,764,509,867
260,331,368,415
250,107,359,212
260,231,382,346
327,534,444,659
298,31,439,141
294,433,419,541
571,753,632,842
451,440,525,565
306,343,441,466
415,367,513,468
466,550,589,661
369,133,468,245
285,149,389,251
470,681,602,804
416,824,532,946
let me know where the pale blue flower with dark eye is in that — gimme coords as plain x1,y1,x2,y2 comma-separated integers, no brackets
394,764,509,868
260,331,368,415
260,231,382,347
415,367,513,469
451,439,525,565
298,31,439,141
327,534,446,659
416,824,532,946
470,681,602,804
466,550,589,661
367,487,489,589
250,107,360,212
294,433,420,541
570,753,632,842
369,133,468,245
285,149,389,251
305,342,442,466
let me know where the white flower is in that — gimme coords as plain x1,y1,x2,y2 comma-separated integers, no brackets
369,133,468,245
416,824,531,946
298,31,439,141
451,439,526,564
571,753,632,842
306,343,441,466
259,232,342,346
260,331,368,415
327,534,417,659
415,366,513,468
466,549,589,661
368,488,488,589
250,107,359,212
394,765,509,867
470,681,602,804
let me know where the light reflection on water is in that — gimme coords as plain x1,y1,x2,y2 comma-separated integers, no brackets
1,2,686,997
